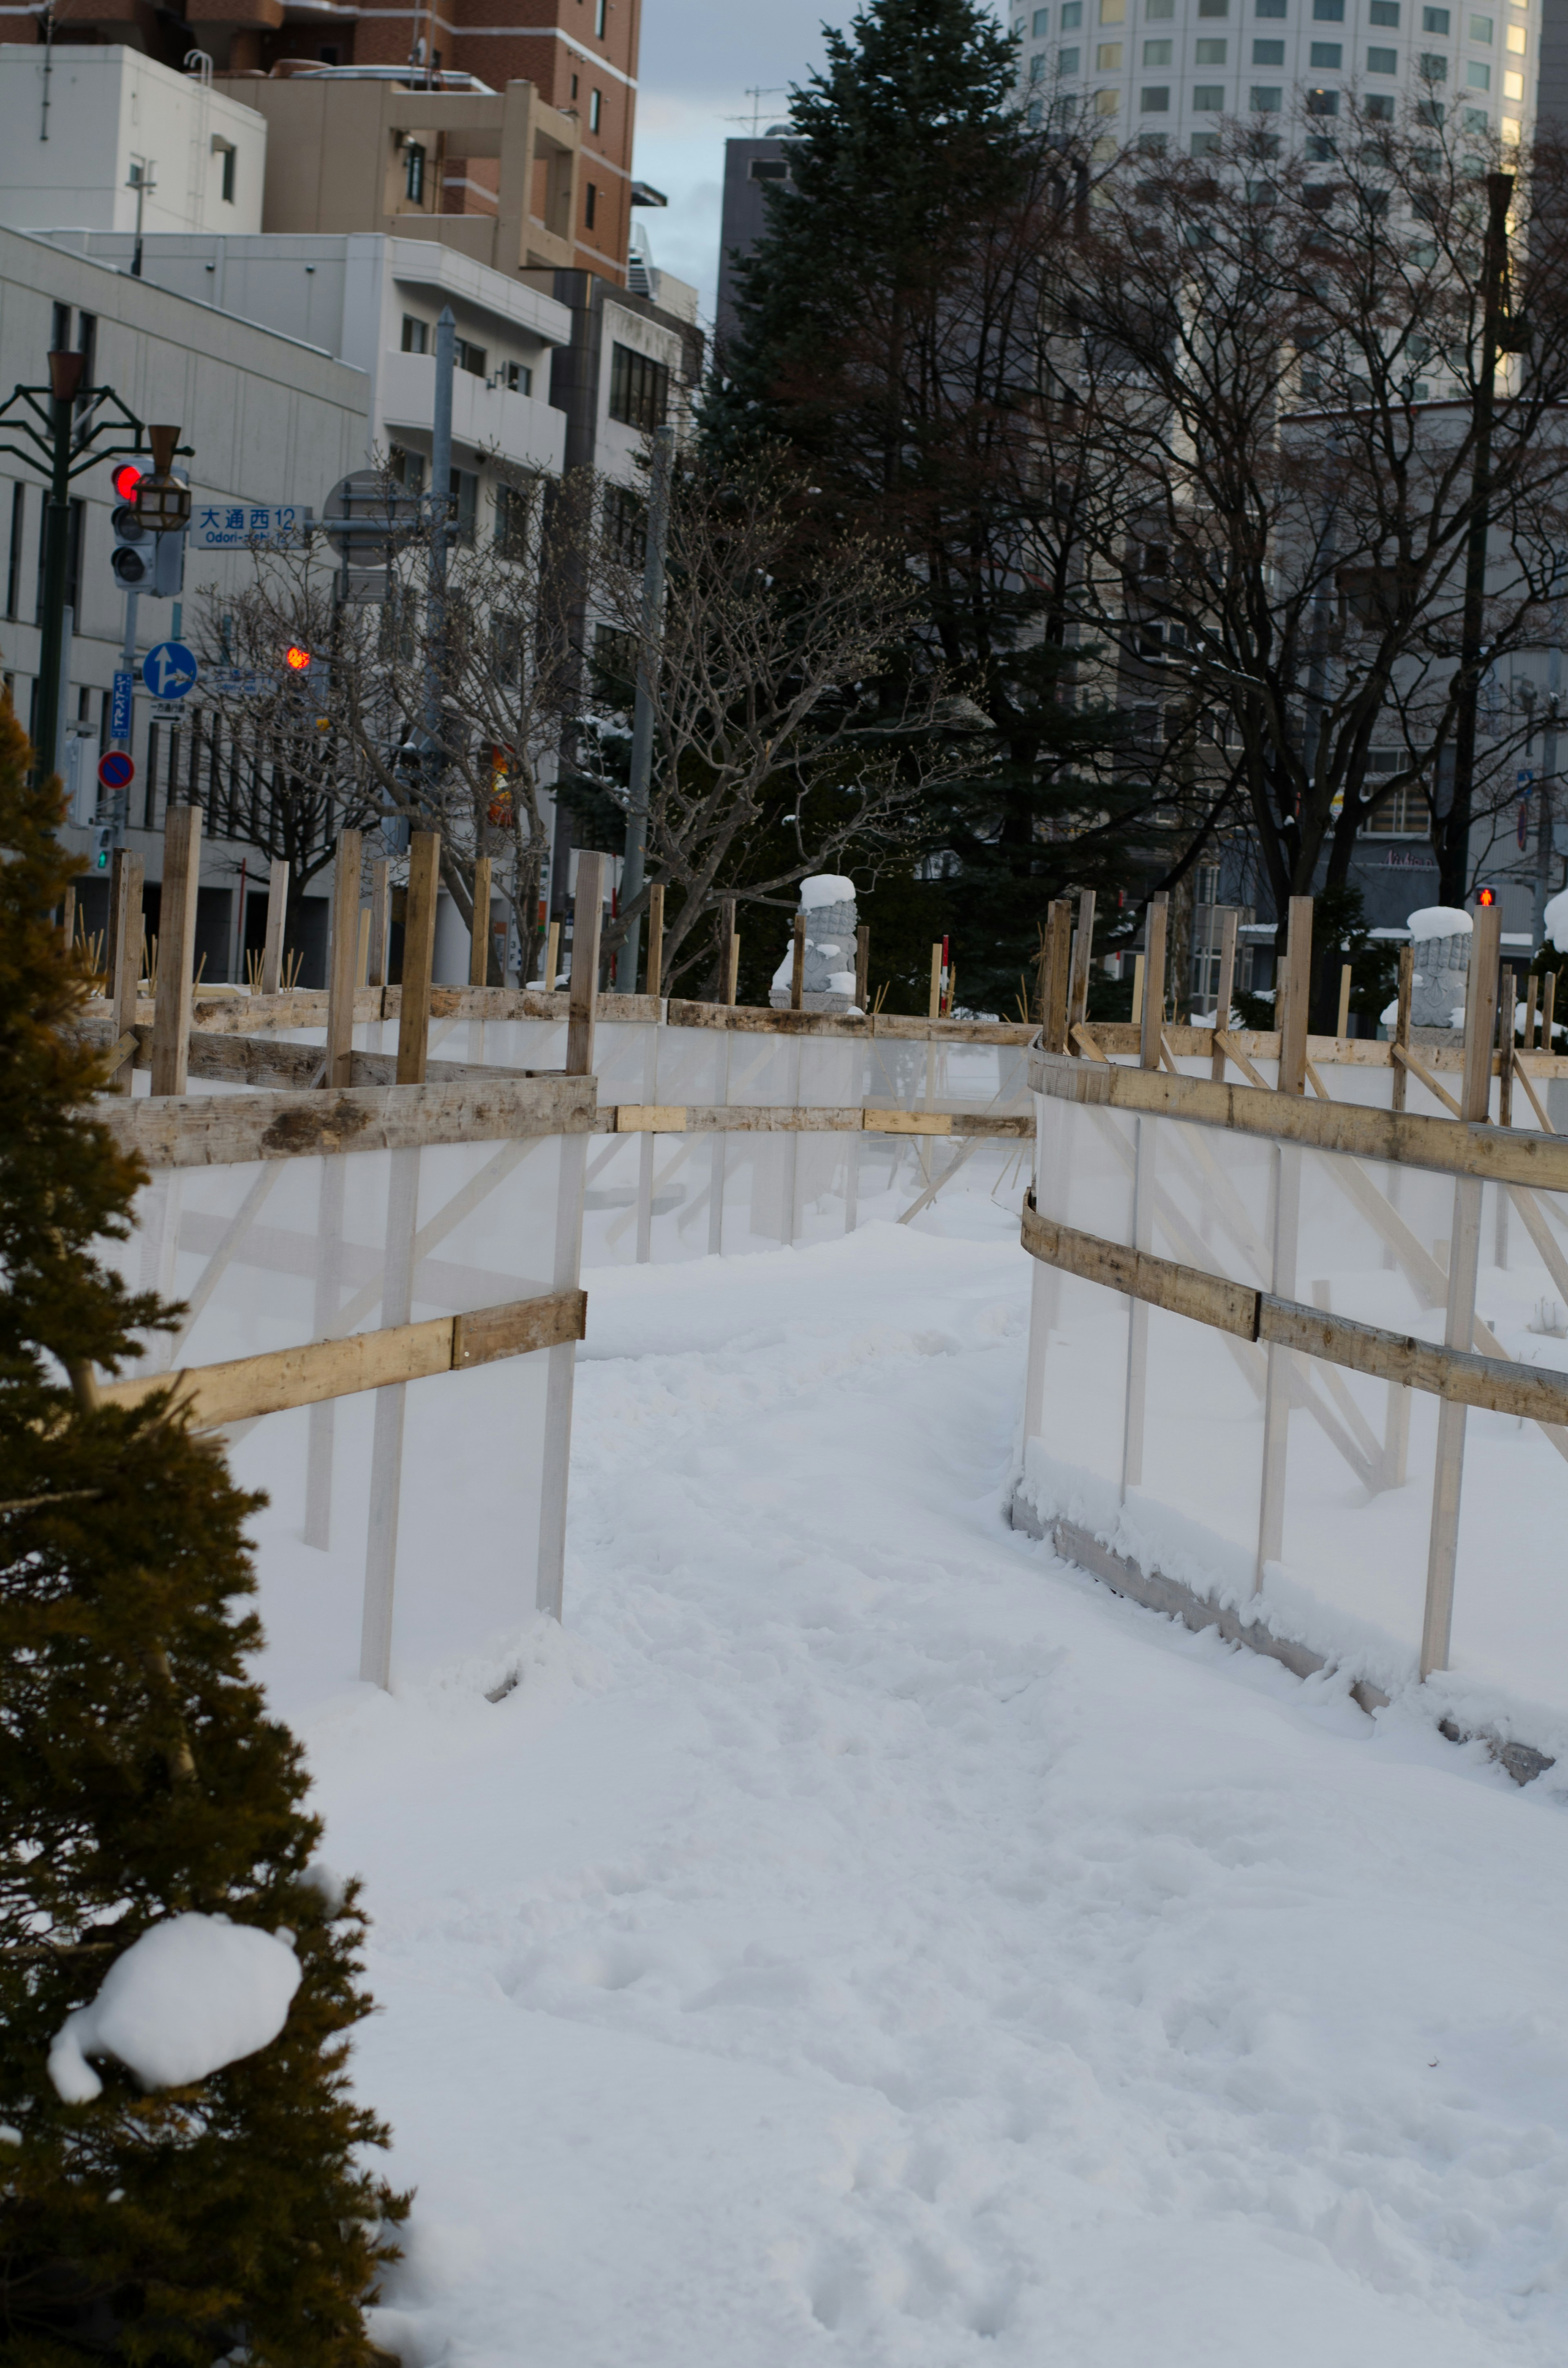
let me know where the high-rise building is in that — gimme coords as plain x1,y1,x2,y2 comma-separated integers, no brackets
715,132,792,354
1009,0,1535,158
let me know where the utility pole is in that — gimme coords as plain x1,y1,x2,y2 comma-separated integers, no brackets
422,305,454,808
128,162,155,279
615,421,675,994
1443,170,1517,908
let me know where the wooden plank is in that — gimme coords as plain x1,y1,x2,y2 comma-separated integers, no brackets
566,850,605,1075
1499,963,1516,1126
1515,1055,1554,1134
646,883,664,1003
325,828,361,1091
865,1108,953,1137
929,940,943,1022
96,1074,598,1171
1020,1199,1568,1424
1278,895,1312,1097
98,1287,586,1431
1140,894,1167,1070
1392,1039,1461,1117
396,830,441,1086
260,856,289,996
614,1104,688,1132
1068,890,1096,1040
1336,962,1352,1040
1044,898,1073,1054
719,896,737,1007
1210,908,1238,1084
1028,1046,1568,1192
792,914,806,1011
469,855,492,987
855,924,870,1013
1071,1022,1109,1062
1392,943,1413,1115
1212,1028,1271,1092
545,918,560,991
106,849,143,1097
368,857,391,989
151,802,202,1097
1463,905,1502,1123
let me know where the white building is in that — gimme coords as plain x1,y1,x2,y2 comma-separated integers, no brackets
1013,0,1536,161
0,45,267,238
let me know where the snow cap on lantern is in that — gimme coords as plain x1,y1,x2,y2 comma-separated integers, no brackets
1405,905,1472,1031
770,875,860,1012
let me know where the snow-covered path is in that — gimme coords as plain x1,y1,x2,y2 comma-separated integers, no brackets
283,1207,1568,2366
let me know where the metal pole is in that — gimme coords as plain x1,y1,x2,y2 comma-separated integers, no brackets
615,422,675,994
53,602,72,786
1534,649,1561,950
1444,170,1514,906
421,305,454,811
35,346,82,787
109,583,138,848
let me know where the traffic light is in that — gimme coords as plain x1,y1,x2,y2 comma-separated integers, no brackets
284,644,312,673
110,466,151,590
92,824,113,872
1477,886,1498,908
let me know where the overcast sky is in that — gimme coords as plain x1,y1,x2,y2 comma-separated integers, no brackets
631,0,1014,329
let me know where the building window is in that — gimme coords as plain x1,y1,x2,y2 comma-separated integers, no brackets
1061,2,1082,23
1370,0,1399,18
1097,40,1123,65
1252,81,1283,103
1419,49,1449,72
1253,36,1284,58
1256,0,1286,14
1144,36,1173,60
499,359,533,393
212,137,236,203
1059,45,1080,67
1142,83,1172,104
595,0,606,31
1033,4,1050,27
1368,43,1398,66
1307,84,1340,109
1310,39,1342,60
1196,35,1227,57
1504,65,1524,93
1423,4,1449,24
457,337,487,375
590,88,602,131
603,482,646,566
401,314,430,353
389,444,426,496
1507,20,1526,49
585,181,597,228
1192,127,1221,149
494,479,535,557
1193,81,1225,103
1468,58,1491,82
1471,9,1493,31
1366,89,1396,112
1095,83,1121,107
608,340,670,430
450,468,478,547
405,140,426,203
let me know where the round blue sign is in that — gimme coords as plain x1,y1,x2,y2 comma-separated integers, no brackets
142,641,198,700
97,749,135,791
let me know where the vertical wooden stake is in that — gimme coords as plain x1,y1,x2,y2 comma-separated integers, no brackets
395,831,440,1086
719,896,737,1006
1497,962,1515,1128
325,827,362,1090
646,882,665,1002
1392,943,1414,1114
566,849,605,1075
1277,894,1313,1097
61,883,76,953
468,854,492,987
791,913,806,1010
1545,969,1557,1055
728,932,741,1007
356,907,370,990
929,941,943,1022
1067,888,1096,1039
1461,904,1501,1124
1140,894,1168,1070
1525,970,1539,1052
368,857,391,990
1210,908,1238,1082
260,855,288,996
1130,951,1145,1030
1336,960,1352,1041
855,923,870,1014
150,802,202,1097
545,918,560,992
107,848,143,1095
1045,897,1074,1054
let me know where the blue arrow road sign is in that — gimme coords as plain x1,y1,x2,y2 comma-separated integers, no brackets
142,641,198,700
111,670,133,738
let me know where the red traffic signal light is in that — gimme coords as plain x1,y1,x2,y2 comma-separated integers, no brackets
111,462,143,502
1477,886,1498,907
284,645,312,672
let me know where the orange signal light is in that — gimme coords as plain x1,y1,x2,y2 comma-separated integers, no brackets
284,645,312,672
1477,886,1497,906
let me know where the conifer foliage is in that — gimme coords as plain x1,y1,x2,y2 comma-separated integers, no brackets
0,698,402,2360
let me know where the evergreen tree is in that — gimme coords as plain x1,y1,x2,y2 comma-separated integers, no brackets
0,696,403,2361
705,0,1164,1014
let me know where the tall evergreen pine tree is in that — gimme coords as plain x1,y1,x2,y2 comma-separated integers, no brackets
0,699,403,2361
707,0,1156,1013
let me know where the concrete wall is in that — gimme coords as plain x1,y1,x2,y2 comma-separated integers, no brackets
0,46,265,236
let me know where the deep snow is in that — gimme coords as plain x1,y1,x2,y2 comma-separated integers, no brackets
267,1198,1568,2368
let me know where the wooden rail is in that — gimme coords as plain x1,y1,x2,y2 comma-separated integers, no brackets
96,1074,598,1171
97,1287,587,1434
1021,1199,1568,1427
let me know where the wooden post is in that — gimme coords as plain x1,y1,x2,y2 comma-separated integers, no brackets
791,914,806,1010
930,941,943,1022
1067,888,1096,1039
395,831,441,1086
1391,943,1414,1114
855,923,870,1014
1139,894,1168,1070
1336,961,1353,1040
545,919,560,991
1209,908,1238,1083
719,896,737,1006
1497,963,1515,1127
106,848,143,1095
1277,895,1313,1097
1419,902,1501,1679
727,931,741,1006
1525,970,1539,1052
1130,952,1145,1030
324,829,362,1091
1545,969,1557,1055
566,850,605,1075
150,802,202,1097
468,855,492,987
646,883,665,1001
260,855,289,996
61,882,75,953
1044,897,1073,1055
368,857,391,990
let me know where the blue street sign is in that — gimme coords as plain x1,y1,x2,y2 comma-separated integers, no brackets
98,749,135,793
189,504,308,551
142,641,198,700
1519,768,1535,790
111,670,133,739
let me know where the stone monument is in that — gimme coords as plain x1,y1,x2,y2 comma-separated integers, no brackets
769,875,860,1013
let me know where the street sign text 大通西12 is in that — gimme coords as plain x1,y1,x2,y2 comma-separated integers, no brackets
189,504,310,550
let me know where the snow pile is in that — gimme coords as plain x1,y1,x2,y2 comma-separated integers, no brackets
797,874,856,909
1544,886,1568,951
1405,905,1473,939
48,1912,301,2102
